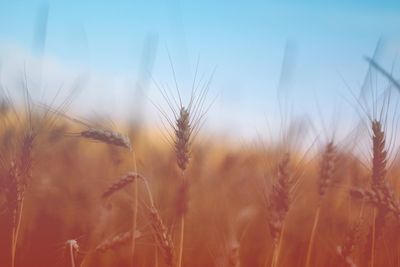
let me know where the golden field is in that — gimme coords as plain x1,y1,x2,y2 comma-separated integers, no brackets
1,66,400,267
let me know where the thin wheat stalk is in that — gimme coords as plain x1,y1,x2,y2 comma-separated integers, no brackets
305,207,321,267
155,248,159,267
177,216,185,267
226,239,240,267
370,209,376,267
66,240,79,267
131,150,139,267
305,141,336,267
265,153,290,267
5,129,35,267
7,162,19,267
271,220,285,267
69,245,75,267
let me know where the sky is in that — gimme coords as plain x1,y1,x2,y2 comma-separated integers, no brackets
0,1,400,140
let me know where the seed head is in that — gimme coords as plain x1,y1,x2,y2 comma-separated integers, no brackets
81,128,132,150
318,142,336,198
268,153,291,246
175,107,191,171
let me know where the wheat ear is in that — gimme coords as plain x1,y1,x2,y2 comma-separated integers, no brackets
5,130,35,267
80,128,132,150
336,218,360,267
267,153,290,267
370,120,387,267
95,231,142,253
148,207,176,267
128,174,176,266
102,172,143,199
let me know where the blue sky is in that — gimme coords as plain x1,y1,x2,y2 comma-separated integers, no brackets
0,1,400,139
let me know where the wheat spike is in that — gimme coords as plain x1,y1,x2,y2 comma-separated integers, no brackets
95,230,142,253
102,172,143,199
4,162,20,228
268,153,290,247
80,128,132,150
3,128,36,267
318,141,336,198
371,121,390,191
175,107,191,172
149,207,175,267
336,221,360,267
350,188,400,220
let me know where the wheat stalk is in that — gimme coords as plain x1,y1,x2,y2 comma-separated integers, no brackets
66,239,79,267
366,120,388,267
226,239,240,267
3,129,35,267
174,107,192,267
265,153,290,267
153,60,212,267
305,141,336,267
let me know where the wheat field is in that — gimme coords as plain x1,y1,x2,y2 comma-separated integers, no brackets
1,55,400,267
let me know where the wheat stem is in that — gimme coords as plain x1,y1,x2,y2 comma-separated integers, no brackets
271,220,285,267
131,150,139,267
79,254,88,267
155,247,159,267
69,243,76,267
177,173,186,267
305,205,321,267
13,197,24,265
11,224,15,267
177,213,185,267
370,208,376,267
